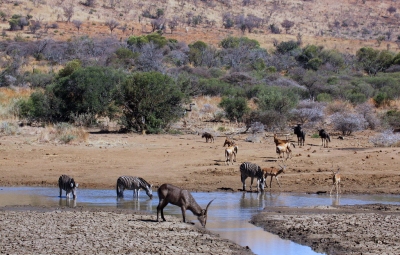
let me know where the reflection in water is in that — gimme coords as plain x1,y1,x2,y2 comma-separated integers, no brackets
59,198,77,208
2,187,400,255
331,195,340,206
116,197,153,211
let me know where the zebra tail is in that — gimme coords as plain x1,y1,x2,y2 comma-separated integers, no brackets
116,183,121,197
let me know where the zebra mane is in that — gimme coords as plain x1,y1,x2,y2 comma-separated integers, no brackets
138,177,151,188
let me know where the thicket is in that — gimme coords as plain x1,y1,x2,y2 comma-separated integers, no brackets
2,34,400,134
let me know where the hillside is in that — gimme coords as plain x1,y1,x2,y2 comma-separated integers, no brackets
1,0,400,53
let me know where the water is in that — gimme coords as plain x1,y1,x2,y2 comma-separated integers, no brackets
1,187,400,255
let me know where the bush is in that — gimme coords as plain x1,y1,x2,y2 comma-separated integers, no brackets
219,96,250,122
118,71,186,133
382,110,400,129
52,66,127,121
331,112,366,135
369,130,400,147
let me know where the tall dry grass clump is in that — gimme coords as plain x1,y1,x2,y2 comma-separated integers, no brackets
39,123,89,144
0,88,31,120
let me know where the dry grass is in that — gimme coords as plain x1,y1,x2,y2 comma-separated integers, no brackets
1,0,399,55
38,123,89,144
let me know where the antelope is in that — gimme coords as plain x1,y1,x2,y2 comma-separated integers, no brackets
262,165,286,189
201,132,214,143
156,183,214,227
319,129,331,148
330,167,341,195
273,134,295,160
225,145,238,165
223,137,236,147
294,124,306,146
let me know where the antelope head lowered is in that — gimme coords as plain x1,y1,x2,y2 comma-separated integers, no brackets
157,183,214,227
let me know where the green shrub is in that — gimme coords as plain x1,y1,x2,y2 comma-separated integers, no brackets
219,96,250,122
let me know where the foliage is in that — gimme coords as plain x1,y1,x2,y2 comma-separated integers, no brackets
117,72,186,133
58,60,82,78
331,112,366,135
219,96,250,122
382,110,400,129
276,40,299,54
370,130,400,147
127,33,168,49
219,36,260,49
256,86,299,114
356,48,394,75
52,66,126,121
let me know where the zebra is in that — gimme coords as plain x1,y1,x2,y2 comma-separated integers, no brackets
116,176,153,199
239,162,265,192
58,175,79,199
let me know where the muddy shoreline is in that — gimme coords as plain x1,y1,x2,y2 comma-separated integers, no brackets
251,204,400,255
0,205,253,255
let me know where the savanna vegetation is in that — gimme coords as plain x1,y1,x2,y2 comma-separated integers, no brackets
1,31,400,145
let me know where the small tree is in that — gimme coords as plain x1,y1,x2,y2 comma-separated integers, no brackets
281,19,294,34
105,19,119,34
168,16,179,34
387,6,397,15
63,5,74,23
29,20,41,34
72,20,82,33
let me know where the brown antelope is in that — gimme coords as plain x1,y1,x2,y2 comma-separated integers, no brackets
273,134,295,160
225,145,238,165
330,167,341,195
262,165,286,189
156,183,214,227
201,132,214,143
223,137,236,147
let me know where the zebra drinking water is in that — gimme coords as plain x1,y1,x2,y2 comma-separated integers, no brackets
240,162,265,192
58,175,79,199
116,176,153,199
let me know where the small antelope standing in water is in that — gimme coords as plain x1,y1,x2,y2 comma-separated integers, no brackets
330,167,341,195
156,183,214,227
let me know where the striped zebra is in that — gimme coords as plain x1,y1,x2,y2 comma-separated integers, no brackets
116,176,153,199
58,175,79,199
240,162,265,192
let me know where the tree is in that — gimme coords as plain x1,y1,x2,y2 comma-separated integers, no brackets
168,16,179,34
105,19,119,34
387,6,397,15
72,20,83,33
117,72,186,133
29,20,41,34
63,5,74,23
356,47,394,75
281,19,294,34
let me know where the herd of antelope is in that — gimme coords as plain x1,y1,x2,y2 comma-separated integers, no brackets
201,123,341,196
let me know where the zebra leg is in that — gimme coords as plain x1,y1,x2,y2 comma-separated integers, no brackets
59,188,62,198
241,175,246,191
250,177,254,191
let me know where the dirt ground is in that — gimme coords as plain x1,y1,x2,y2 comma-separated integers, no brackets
0,127,399,194
251,204,400,255
0,206,253,255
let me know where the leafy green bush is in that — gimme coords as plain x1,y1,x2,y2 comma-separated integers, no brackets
52,66,126,121
219,96,250,122
118,71,186,133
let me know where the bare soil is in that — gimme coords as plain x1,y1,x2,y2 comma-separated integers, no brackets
1,128,399,194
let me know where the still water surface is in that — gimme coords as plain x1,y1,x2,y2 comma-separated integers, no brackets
1,187,400,255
